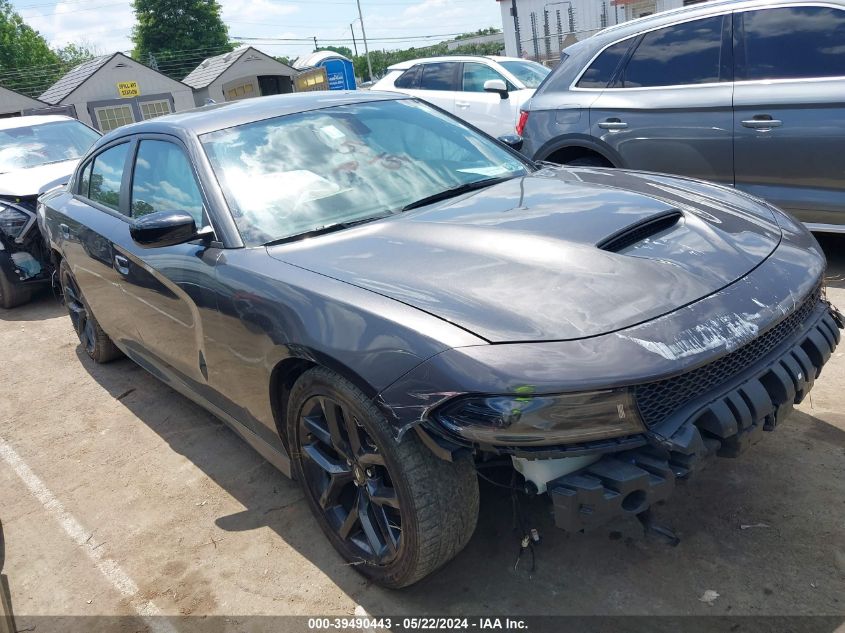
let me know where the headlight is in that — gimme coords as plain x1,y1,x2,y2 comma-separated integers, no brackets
433,389,645,446
0,203,33,241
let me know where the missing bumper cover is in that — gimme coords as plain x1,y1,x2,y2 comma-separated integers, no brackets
548,307,841,534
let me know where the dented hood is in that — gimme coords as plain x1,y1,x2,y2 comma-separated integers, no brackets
0,159,78,198
269,168,782,343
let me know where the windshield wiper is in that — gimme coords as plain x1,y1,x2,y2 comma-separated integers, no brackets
401,175,518,212
262,213,392,247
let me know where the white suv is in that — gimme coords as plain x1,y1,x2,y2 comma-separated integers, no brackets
371,56,550,138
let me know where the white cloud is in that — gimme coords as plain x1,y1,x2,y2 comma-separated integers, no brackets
17,0,503,63
24,1,135,53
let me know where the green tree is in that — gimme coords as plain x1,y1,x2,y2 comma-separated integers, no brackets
131,0,234,80
316,46,353,60
54,42,99,67
0,0,59,95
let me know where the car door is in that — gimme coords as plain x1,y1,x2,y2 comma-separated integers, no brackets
732,4,845,227
412,62,460,115
59,141,134,343
455,62,518,136
116,136,221,386
586,14,735,185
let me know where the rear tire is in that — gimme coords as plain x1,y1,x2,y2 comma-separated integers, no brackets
287,366,479,588
0,267,32,309
59,260,123,363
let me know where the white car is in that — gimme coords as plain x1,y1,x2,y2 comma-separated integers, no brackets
371,55,550,138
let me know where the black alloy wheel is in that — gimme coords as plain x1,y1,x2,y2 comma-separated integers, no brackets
288,367,479,588
59,260,122,363
298,394,402,564
62,269,96,356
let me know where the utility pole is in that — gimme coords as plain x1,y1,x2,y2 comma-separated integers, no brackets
355,0,374,82
350,21,359,57
313,36,319,50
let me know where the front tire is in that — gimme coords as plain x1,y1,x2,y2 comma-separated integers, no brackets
0,267,32,309
59,260,122,363
287,367,479,588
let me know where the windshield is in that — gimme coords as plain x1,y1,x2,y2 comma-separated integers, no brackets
201,99,529,246
500,60,551,88
0,120,99,173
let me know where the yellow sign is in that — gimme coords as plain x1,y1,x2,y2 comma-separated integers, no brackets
117,81,140,98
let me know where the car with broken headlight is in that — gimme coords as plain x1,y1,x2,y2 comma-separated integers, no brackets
38,92,842,587
0,115,100,308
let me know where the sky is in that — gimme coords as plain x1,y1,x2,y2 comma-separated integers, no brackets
13,0,505,62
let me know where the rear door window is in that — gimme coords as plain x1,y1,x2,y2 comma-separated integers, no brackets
87,143,130,212
619,15,724,87
577,39,632,88
738,6,845,80
419,62,459,91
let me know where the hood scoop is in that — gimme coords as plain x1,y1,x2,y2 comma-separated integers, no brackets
597,210,682,253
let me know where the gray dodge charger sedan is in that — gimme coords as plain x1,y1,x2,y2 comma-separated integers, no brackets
38,92,842,587
519,0,845,232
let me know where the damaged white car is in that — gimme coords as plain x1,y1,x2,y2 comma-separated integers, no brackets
0,115,99,308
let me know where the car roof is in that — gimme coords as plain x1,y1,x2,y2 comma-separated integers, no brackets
592,0,845,42
385,55,525,71
0,114,76,131
101,91,407,141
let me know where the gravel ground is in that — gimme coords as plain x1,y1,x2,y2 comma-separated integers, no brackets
1,234,843,632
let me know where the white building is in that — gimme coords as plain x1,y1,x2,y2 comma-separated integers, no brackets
183,47,298,107
496,0,692,61
39,52,195,133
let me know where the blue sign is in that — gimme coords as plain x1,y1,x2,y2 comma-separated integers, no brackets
321,58,357,91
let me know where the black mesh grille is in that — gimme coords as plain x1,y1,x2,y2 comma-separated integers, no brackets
635,286,823,427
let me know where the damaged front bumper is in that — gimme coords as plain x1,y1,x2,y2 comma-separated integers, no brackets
549,301,842,533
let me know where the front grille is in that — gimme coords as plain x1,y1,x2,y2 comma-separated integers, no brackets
635,285,823,427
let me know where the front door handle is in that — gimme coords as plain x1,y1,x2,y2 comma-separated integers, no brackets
455,101,470,109
741,115,782,129
598,118,628,130
114,254,130,276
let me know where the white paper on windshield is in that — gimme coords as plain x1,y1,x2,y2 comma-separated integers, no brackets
457,165,513,177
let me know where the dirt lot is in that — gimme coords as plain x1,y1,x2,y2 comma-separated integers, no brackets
1,235,844,631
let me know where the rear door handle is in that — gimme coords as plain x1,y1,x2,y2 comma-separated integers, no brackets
741,116,782,129
114,254,130,276
455,101,470,109
598,118,628,130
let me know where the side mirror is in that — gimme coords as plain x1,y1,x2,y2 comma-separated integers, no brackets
130,210,207,248
497,134,523,151
483,79,509,100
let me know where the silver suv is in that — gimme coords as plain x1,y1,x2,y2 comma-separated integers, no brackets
520,0,845,231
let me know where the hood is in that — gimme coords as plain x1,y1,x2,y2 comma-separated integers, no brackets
269,168,782,343
0,159,78,197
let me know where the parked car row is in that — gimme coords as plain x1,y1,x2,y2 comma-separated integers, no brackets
373,1,845,234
